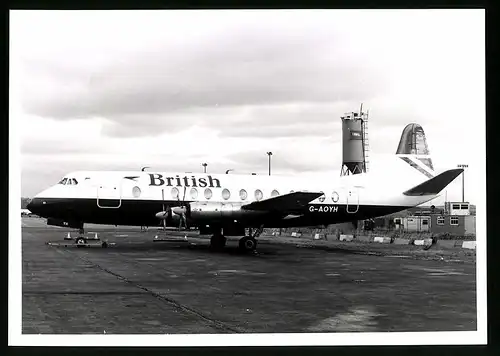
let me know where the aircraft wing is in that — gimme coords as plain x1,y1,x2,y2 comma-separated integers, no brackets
241,191,324,212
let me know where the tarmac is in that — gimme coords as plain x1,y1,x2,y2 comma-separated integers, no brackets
21,217,477,334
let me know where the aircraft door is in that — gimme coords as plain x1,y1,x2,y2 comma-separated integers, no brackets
97,178,124,209
346,187,360,214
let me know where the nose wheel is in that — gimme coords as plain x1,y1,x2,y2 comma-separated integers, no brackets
75,237,86,248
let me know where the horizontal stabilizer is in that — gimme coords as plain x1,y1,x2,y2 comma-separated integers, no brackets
403,168,463,196
242,191,324,211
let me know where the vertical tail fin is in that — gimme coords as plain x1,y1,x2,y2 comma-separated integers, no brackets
396,123,435,178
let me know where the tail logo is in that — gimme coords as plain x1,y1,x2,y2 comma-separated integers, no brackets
399,156,434,178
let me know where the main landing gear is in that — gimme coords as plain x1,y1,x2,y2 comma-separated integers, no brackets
238,236,257,252
209,225,264,252
238,226,263,252
210,231,227,250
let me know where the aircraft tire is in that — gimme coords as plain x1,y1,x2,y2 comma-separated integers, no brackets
75,237,86,248
210,235,226,250
239,236,257,252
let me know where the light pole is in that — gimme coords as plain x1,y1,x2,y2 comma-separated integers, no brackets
202,163,207,173
267,152,273,176
457,164,468,202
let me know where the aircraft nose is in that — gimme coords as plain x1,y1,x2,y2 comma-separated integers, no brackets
27,198,43,215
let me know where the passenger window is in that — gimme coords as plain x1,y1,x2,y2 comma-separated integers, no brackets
332,191,339,203
190,188,198,200
171,187,179,199
204,188,213,200
271,189,279,197
222,188,230,200
255,189,263,201
240,189,248,200
319,191,326,202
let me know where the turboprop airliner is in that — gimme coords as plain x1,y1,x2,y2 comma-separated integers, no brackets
27,126,462,251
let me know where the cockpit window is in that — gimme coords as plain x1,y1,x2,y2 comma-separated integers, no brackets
58,178,78,185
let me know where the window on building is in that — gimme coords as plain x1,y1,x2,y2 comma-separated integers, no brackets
255,189,263,201
319,191,326,202
437,217,445,225
450,217,459,226
452,204,460,210
422,219,429,225
222,188,230,200
394,218,401,224
190,188,198,200
461,204,469,209
204,188,212,200
171,187,179,199
271,189,280,197
239,189,248,200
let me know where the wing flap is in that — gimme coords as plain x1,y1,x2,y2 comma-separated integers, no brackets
241,191,324,211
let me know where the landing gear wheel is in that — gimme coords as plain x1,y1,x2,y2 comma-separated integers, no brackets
239,236,257,252
210,234,226,250
75,237,86,248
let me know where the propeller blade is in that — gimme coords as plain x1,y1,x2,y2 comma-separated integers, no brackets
162,189,166,231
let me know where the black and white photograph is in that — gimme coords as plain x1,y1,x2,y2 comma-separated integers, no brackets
9,9,486,346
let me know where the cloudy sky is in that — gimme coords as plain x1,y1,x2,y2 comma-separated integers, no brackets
11,10,485,205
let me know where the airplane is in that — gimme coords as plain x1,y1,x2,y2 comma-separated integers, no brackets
27,124,463,251
21,208,33,217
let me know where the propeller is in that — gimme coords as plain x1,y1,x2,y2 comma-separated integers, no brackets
155,188,172,231
173,186,189,231
161,189,167,231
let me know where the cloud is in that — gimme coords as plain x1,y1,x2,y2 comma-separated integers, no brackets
13,9,485,203
16,12,389,139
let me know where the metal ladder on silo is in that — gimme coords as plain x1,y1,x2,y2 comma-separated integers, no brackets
362,111,370,173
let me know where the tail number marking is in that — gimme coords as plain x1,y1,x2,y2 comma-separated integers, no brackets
309,205,338,213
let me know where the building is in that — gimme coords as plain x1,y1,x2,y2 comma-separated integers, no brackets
394,215,430,232
429,214,475,236
445,201,471,215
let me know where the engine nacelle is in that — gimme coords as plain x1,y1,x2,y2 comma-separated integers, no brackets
155,209,181,226
188,202,266,222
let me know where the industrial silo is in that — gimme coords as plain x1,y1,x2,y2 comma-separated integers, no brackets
340,110,368,176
